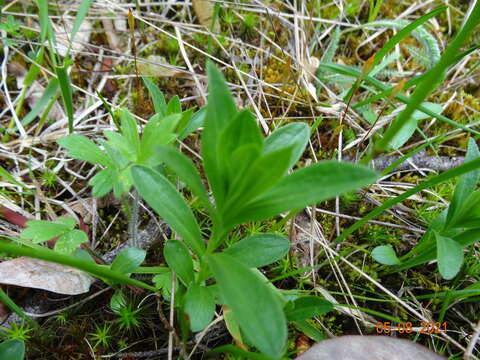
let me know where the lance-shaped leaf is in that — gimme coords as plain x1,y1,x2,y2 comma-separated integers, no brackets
264,122,310,169
131,165,205,255
184,284,215,332
223,146,293,216
223,233,290,268
446,138,480,227
143,76,167,116
285,296,333,322
207,253,287,358
154,145,213,214
228,161,377,227
163,240,194,286
201,62,237,206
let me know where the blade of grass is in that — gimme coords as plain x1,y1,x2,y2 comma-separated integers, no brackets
334,157,480,243
21,79,59,126
373,2,480,156
55,65,74,133
320,63,480,137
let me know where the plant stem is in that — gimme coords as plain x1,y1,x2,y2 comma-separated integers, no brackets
128,190,140,248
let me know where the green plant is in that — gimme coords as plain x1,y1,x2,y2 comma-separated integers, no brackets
373,138,480,280
1,64,376,358
129,63,377,358
0,339,25,360
0,15,22,46
115,304,142,332
88,323,113,349
57,78,202,199
0,322,32,342
20,217,88,255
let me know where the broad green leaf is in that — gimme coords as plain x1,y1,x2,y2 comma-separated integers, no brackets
223,233,290,268
371,246,401,265
139,114,180,164
110,290,126,313
55,217,76,228
175,108,194,136
166,95,182,115
264,122,310,169
153,269,177,298
179,107,206,140
447,190,480,229
206,253,287,358
207,345,274,360
184,284,215,332
0,339,25,360
223,146,293,215
218,110,263,169
142,76,166,116
163,240,194,286
435,233,463,280
154,145,213,214
111,247,146,275
89,167,116,198
225,143,262,196
285,296,333,321
228,161,377,227
54,229,88,254
446,138,480,227
57,134,111,167
293,320,326,342
201,62,237,207
131,166,205,255
21,219,73,243
387,102,443,150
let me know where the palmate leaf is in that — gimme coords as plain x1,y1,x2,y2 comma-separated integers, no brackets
206,253,287,358
21,218,75,243
131,165,205,256
226,161,377,228
57,134,111,167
